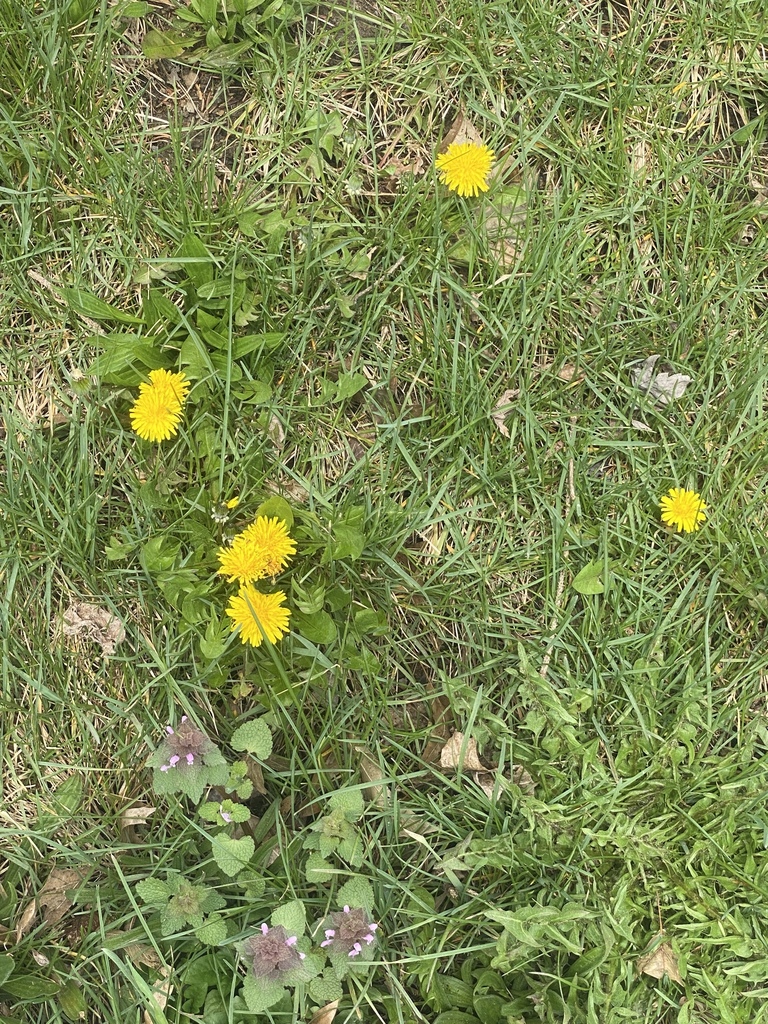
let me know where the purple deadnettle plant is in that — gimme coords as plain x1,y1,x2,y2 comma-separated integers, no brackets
317,905,379,978
149,715,229,803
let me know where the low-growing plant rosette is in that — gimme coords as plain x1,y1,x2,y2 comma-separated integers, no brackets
149,715,229,802
239,902,321,1013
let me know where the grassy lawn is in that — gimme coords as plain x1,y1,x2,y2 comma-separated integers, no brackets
2,0,768,1021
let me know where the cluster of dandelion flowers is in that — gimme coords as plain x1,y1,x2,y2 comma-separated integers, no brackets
435,142,495,198
226,584,291,648
130,368,190,442
217,516,297,584
659,487,707,534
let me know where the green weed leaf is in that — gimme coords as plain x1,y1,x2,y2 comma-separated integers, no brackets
195,914,228,945
231,719,273,759
136,878,171,906
255,495,293,529
572,559,608,596
271,899,306,936
63,288,143,324
337,877,375,913
210,834,255,877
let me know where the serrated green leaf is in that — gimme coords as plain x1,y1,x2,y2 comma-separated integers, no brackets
271,899,305,936
329,787,365,820
210,834,254,877
292,609,337,645
241,973,285,1014
305,851,335,883
231,719,273,759
195,914,228,946
337,877,375,913
62,288,143,324
572,559,608,596
255,495,293,530
309,974,344,1003
232,332,284,359
136,878,171,906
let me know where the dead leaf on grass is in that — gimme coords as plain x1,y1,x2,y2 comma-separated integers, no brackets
30,949,50,967
637,936,682,984
630,355,692,406
120,805,155,843
422,693,453,764
311,1000,340,1024
144,963,173,1023
61,602,125,656
491,389,519,438
38,867,91,928
15,899,37,942
355,744,389,808
440,731,486,772
267,414,285,450
438,110,485,152
440,731,535,799
125,942,163,971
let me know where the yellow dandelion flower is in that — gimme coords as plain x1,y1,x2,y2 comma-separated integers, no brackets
217,517,296,583
226,585,290,647
242,516,297,576
130,369,190,442
225,496,240,509
435,142,495,198
659,488,707,533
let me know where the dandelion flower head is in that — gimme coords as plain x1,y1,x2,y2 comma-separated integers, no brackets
435,142,495,198
226,585,290,647
217,517,296,583
659,487,707,533
130,369,190,442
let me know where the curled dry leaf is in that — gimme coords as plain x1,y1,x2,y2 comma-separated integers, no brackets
61,601,125,656
637,936,682,984
439,110,485,152
491,389,519,438
23,866,92,933
15,899,37,943
120,804,155,843
355,744,389,809
143,964,173,1024
440,731,536,800
440,732,486,772
311,1000,340,1024
630,355,692,406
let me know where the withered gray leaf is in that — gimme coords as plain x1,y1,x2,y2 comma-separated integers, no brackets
630,355,692,406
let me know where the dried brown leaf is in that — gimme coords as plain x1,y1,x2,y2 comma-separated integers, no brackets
143,963,173,1023
439,111,484,152
30,949,50,967
38,867,90,928
61,602,125,656
637,937,682,984
422,694,453,764
491,389,519,438
355,745,389,808
125,942,163,971
311,1000,340,1024
120,805,155,843
440,732,486,772
15,900,36,942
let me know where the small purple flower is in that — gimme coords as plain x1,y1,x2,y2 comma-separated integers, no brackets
318,906,379,958
241,924,306,981
156,717,217,773
220,807,233,824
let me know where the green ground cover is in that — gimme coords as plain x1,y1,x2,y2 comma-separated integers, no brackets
2,0,768,1021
